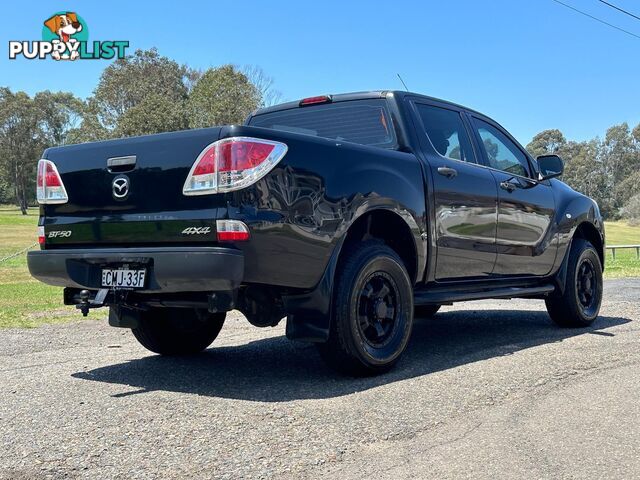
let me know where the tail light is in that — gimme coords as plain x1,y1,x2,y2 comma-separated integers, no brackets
216,219,250,242
38,226,45,246
183,137,287,196
37,159,68,204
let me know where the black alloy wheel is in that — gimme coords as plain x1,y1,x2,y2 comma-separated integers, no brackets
316,241,414,375
546,238,602,328
357,272,400,348
576,257,599,318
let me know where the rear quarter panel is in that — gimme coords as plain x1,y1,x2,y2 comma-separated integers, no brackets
221,125,426,289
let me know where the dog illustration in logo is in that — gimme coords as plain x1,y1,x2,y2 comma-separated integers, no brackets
43,12,83,60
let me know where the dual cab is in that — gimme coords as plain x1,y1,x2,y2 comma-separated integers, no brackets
28,91,604,375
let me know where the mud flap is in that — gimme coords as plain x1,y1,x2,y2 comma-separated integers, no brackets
108,305,140,328
554,238,573,296
282,239,344,343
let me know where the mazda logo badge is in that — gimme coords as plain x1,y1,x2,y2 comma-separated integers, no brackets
112,175,130,200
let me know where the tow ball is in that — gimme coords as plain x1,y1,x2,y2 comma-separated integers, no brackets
75,288,109,317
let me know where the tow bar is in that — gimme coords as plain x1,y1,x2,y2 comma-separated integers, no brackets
75,288,109,316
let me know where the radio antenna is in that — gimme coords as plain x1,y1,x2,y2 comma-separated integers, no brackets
397,74,409,91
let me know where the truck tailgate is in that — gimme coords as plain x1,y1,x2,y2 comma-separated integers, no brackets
42,127,224,247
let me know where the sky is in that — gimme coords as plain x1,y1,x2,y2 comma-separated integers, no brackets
1,0,639,145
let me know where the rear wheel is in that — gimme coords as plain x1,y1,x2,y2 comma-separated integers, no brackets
132,307,225,355
317,242,414,376
546,238,602,327
414,305,441,318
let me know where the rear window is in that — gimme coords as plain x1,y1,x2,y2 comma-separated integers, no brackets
248,99,397,149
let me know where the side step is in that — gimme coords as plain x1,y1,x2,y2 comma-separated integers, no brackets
414,284,556,306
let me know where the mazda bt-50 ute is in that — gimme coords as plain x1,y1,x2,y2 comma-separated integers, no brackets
27,91,605,375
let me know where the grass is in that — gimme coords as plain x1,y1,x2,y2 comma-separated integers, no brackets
0,205,77,328
0,205,639,329
603,221,640,278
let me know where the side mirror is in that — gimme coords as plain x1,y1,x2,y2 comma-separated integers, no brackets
536,154,564,181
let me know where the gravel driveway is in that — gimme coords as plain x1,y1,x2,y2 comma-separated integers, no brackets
1,279,638,479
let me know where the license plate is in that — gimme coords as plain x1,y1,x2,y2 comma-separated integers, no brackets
101,269,146,288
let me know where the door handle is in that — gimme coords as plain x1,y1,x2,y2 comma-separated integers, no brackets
437,166,458,179
500,180,518,192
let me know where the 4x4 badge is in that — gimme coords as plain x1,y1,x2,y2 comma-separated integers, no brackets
182,227,211,235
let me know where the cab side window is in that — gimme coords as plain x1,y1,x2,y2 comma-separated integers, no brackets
472,118,531,177
416,104,477,163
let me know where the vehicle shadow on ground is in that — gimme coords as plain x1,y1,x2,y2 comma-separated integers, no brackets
73,310,631,401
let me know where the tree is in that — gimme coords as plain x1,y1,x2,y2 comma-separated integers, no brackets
186,65,260,128
601,123,639,216
86,48,191,137
615,170,640,210
526,129,566,158
620,193,640,225
0,89,38,213
633,123,640,144
33,91,84,145
0,88,82,213
66,99,109,144
561,139,613,216
0,176,10,204
242,65,283,107
115,93,188,138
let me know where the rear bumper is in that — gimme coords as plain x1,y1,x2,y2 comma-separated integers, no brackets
27,247,244,293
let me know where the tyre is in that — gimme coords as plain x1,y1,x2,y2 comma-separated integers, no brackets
317,241,414,376
546,238,603,327
132,307,226,355
414,304,441,318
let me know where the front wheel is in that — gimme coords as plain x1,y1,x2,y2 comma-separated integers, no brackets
317,242,414,376
131,307,226,355
546,238,603,327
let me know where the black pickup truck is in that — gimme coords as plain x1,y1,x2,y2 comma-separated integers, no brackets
28,91,604,375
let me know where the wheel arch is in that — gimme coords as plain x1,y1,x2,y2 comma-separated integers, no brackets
283,206,424,343
338,207,423,284
554,220,605,295
574,221,605,268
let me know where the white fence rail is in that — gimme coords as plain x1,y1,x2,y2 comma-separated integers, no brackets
607,245,640,260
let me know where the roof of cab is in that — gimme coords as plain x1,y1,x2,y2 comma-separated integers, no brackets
250,90,484,118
